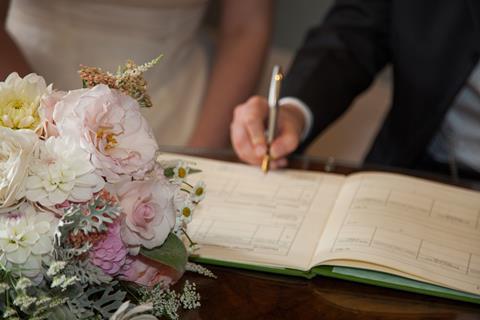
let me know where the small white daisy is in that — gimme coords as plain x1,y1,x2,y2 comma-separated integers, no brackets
190,181,206,202
173,161,190,182
178,200,195,224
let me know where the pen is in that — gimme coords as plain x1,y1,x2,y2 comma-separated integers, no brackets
261,65,283,173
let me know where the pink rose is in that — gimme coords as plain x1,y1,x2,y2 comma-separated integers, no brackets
120,255,182,288
53,84,158,182
117,179,176,255
37,90,66,138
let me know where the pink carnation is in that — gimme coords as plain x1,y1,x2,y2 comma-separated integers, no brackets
120,255,182,288
117,179,176,255
89,222,128,275
53,84,158,182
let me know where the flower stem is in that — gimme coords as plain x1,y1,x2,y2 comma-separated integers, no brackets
182,181,194,189
181,228,197,247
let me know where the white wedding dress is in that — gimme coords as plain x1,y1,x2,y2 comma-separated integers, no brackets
7,0,210,145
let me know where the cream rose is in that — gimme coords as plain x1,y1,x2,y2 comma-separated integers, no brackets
0,127,37,209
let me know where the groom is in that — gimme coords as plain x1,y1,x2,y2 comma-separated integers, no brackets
230,0,480,179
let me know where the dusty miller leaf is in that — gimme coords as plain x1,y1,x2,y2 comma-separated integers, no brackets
67,282,126,319
90,282,127,318
61,193,121,236
65,260,112,286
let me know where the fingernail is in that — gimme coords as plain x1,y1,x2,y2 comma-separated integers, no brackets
255,145,266,157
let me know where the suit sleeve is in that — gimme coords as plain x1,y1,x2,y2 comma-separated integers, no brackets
282,0,392,149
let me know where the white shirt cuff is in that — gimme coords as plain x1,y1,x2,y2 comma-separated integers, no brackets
279,97,313,142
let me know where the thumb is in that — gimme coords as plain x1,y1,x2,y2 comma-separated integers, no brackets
269,125,300,159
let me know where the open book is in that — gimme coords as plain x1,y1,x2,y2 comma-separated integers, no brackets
163,154,480,304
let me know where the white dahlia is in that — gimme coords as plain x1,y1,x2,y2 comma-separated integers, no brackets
25,136,105,207
0,202,58,279
0,72,51,131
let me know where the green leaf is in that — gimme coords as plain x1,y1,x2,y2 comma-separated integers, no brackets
189,168,202,174
163,167,174,178
140,233,188,274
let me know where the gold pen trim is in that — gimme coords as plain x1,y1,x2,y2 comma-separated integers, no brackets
261,153,271,173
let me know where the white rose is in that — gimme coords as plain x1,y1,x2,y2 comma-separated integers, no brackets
0,127,37,209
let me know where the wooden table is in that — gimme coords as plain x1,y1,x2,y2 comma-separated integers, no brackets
180,266,480,319
161,147,480,319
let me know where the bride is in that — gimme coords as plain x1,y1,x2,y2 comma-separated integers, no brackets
1,0,273,147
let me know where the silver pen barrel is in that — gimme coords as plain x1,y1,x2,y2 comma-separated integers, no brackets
262,65,283,173
266,65,283,145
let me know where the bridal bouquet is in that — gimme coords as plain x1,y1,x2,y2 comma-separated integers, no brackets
0,58,209,319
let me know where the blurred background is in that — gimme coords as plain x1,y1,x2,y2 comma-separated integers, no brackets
259,0,392,165
205,0,391,165
5,0,392,166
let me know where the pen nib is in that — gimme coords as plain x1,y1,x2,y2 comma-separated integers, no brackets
261,155,270,173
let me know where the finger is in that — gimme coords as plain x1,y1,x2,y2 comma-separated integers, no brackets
238,96,268,146
270,130,299,160
254,143,267,158
246,95,269,114
270,158,288,170
245,120,266,147
230,122,262,165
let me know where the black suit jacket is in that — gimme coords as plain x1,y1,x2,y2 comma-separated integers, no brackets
283,0,480,168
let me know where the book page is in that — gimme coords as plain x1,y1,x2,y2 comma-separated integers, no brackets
160,154,345,270
313,172,480,295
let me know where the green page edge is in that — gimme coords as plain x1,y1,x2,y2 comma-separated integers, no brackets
190,256,480,305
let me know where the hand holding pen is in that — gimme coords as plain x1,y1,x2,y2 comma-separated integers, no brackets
230,65,307,170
